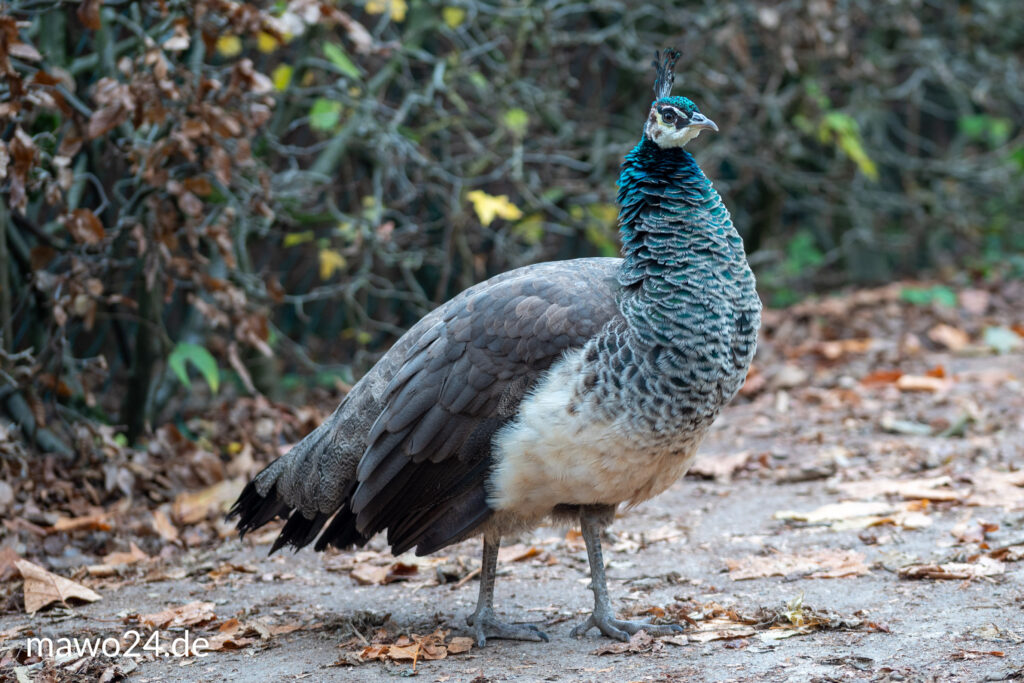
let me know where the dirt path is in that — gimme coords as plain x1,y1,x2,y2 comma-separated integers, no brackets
2,286,1024,682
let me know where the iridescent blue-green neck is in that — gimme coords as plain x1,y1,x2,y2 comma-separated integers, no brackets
614,135,759,381
617,136,723,289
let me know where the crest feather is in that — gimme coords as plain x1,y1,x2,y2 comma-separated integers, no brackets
652,48,681,100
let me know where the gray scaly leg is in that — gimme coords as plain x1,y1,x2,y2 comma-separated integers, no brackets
570,507,685,641
466,534,549,647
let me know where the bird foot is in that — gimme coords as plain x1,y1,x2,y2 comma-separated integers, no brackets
570,612,685,642
466,607,549,647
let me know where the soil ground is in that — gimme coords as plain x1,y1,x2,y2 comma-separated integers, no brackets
2,283,1023,682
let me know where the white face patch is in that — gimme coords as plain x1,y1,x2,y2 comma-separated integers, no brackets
645,106,717,149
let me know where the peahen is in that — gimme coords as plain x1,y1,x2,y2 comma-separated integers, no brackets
230,49,761,645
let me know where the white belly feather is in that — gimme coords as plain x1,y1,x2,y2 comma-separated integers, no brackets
488,350,702,521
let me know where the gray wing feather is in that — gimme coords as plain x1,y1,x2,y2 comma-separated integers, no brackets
231,257,621,555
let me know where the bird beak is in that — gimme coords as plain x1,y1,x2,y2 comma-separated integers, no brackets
689,112,719,133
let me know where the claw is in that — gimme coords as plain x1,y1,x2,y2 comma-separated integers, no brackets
571,613,684,641
467,607,550,647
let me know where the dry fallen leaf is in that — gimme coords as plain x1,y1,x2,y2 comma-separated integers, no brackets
446,636,473,654
139,601,216,628
172,479,245,525
688,618,757,643
497,544,542,563
690,451,751,483
810,338,874,360
951,514,998,545
861,369,903,386
966,469,1024,509
16,559,101,613
898,557,1005,580
727,549,869,580
87,542,151,577
564,528,586,552
988,545,1024,562
50,510,111,533
592,630,658,655
0,547,20,582
151,507,179,542
776,500,931,531
776,501,894,523
352,630,467,665
105,542,149,566
351,561,418,586
928,324,969,351
896,374,949,393
837,475,967,502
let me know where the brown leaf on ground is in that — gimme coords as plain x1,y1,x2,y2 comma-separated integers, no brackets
896,374,950,393
200,617,303,652
564,528,586,552
861,369,903,386
16,559,101,613
497,544,542,563
727,549,869,580
807,338,874,360
592,630,658,655
204,632,258,652
208,562,257,580
690,451,751,482
688,618,758,643
959,289,991,315
139,601,216,628
351,630,469,665
928,324,969,351
775,500,931,530
87,542,150,576
898,557,1005,580
951,650,1005,660
151,507,179,542
951,515,998,545
987,545,1024,562
446,636,473,654
0,547,20,582
104,542,149,566
965,469,1024,509
172,478,245,525
50,510,111,533
350,561,418,586
838,475,967,502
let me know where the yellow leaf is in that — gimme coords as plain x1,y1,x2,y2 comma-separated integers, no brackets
365,0,407,21
257,32,278,53
442,6,466,27
272,64,293,91
467,190,523,226
283,230,314,247
319,249,347,280
216,35,242,58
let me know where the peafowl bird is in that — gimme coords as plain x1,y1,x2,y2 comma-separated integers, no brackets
229,49,761,645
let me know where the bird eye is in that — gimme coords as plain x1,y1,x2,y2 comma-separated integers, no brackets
661,110,676,124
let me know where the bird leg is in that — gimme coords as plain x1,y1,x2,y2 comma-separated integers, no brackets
570,506,685,641
466,534,549,647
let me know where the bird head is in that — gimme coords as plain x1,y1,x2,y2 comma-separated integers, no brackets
644,49,718,148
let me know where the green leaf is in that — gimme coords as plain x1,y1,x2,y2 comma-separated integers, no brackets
900,285,956,308
168,343,220,394
982,326,1022,354
502,108,529,136
442,6,466,27
819,112,877,180
959,114,1012,147
309,98,342,131
322,42,361,80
